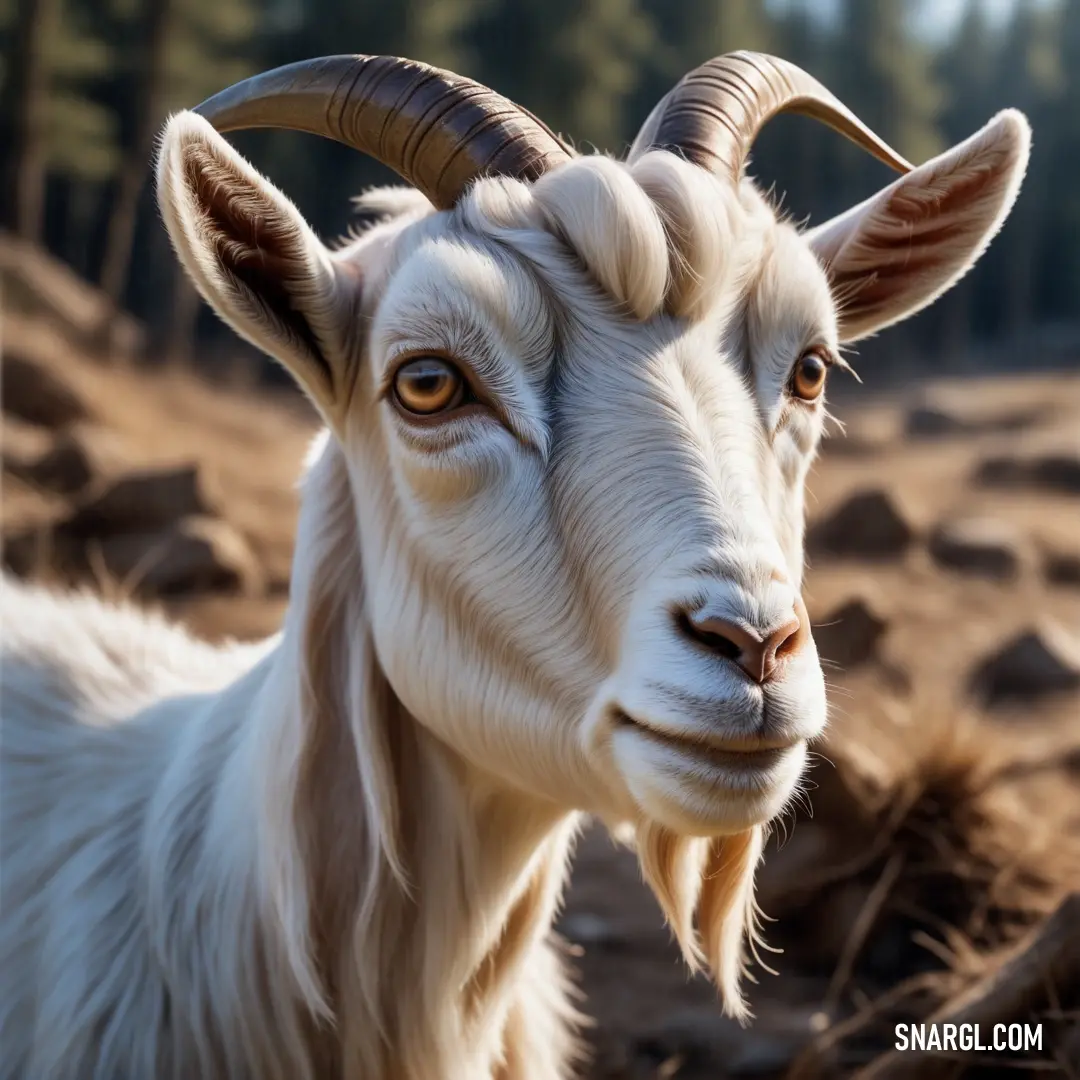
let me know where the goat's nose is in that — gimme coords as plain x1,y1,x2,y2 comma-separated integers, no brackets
680,598,809,684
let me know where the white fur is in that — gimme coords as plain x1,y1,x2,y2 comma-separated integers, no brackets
1,94,1030,1080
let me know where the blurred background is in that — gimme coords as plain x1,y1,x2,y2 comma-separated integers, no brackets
1,1,1078,1077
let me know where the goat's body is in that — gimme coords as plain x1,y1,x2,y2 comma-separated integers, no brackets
0,578,275,1078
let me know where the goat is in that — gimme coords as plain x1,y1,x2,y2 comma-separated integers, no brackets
0,52,1029,1080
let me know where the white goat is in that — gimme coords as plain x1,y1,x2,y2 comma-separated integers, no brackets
0,52,1029,1080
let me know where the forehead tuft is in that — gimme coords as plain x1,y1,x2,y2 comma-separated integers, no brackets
367,155,832,344
457,153,769,325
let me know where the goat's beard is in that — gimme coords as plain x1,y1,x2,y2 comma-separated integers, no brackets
634,821,767,1024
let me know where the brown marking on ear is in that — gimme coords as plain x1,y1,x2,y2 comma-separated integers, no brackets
855,220,971,254
183,143,332,383
821,138,1024,339
890,156,1003,223
830,254,937,290
808,108,1031,346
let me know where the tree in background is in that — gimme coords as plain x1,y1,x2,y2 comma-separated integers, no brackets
89,0,259,356
1,0,1076,375
1032,0,1076,324
930,0,1002,355
468,0,656,155
823,0,944,225
1,0,59,240
97,0,174,311
633,0,774,121
0,0,117,243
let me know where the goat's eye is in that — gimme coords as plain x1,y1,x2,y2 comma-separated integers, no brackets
393,357,465,415
791,349,829,402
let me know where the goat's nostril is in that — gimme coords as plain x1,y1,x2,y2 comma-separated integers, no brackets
762,617,802,681
676,612,744,661
679,602,807,684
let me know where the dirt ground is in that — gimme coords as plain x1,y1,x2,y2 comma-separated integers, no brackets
3,301,1079,1078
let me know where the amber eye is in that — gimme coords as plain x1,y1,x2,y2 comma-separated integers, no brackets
791,349,830,402
392,357,466,416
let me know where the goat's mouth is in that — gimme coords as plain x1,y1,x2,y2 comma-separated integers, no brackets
608,708,808,835
612,710,799,773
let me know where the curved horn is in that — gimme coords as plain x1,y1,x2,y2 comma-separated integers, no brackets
630,51,913,181
193,55,572,210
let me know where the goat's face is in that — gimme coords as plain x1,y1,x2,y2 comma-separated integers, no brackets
157,101,1028,839
340,160,836,837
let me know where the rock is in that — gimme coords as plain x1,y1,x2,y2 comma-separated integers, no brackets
1,527,55,577
974,457,1019,487
904,405,970,438
974,450,1080,496
3,514,262,597
7,425,129,496
806,489,915,560
1,354,89,428
812,596,889,669
818,434,883,458
1,417,53,465
93,516,263,597
5,437,93,494
60,464,222,537
928,517,1028,580
634,998,830,1076
2,425,126,496
1044,546,1080,587
904,402,1042,440
1,232,145,358
1033,452,1080,494
969,625,1080,707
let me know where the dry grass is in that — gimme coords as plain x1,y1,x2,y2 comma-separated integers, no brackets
2,309,1079,1078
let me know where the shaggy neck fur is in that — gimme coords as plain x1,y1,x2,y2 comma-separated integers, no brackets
1,436,583,1080
238,437,582,1080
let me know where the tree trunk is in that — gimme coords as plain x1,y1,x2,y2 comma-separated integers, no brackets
165,276,201,368
1003,200,1036,344
147,259,201,369
97,0,173,311
2,0,60,241
940,275,973,362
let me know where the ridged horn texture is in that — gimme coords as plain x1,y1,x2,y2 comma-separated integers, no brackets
633,51,913,181
193,54,573,210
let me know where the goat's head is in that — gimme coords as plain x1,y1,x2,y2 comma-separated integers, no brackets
156,52,1028,998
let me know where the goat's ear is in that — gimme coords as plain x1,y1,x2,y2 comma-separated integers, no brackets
156,111,355,420
805,109,1030,344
